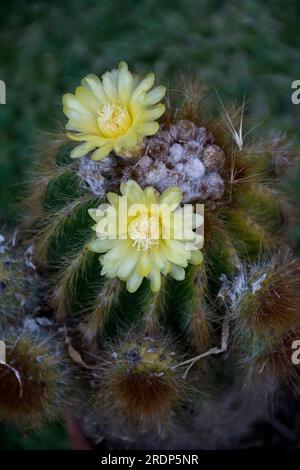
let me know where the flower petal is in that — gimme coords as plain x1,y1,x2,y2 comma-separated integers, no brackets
120,180,145,204
91,144,113,161
148,268,161,292
100,241,131,277
102,71,118,103
169,264,185,281
118,250,139,279
88,209,98,222
70,141,97,158
65,116,99,134
161,240,189,267
137,253,152,277
106,192,119,208
81,74,107,103
153,248,167,271
89,238,118,253
131,73,155,102
135,121,159,136
75,86,99,114
62,93,94,118
145,86,166,106
134,104,165,124
159,187,183,209
113,131,138,153
144,186,160,206
126,272,143,293
117,61,134,104
189,250,204,265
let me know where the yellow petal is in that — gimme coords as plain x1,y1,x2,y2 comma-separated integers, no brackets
89,238,118,253
117,61,134,104
161,240,189,267
102,71,118,103
106,192,119,208
113,132,138,153
66,132,92,142
65,116,99,134
75,86,99,113
118,250,139,279
137,253,152,277
120,180,145,204
148,268,161,292
186,233,204,248
189,250,203,265
88,207,107,222
131,73,155,101
144,186,160,206
91,144,113,161
153,248,167,271
88,208,100,222
159,187,183,209
145,86,166,106
81,74,107,103
100,241,130,277
134,104,165,124
161,259,171,275
70,141,97,158
169,264,185,281
62,93,93,117
126,272,143,293
135,121,159,136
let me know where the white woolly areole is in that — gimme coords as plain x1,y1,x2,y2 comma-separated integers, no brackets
78,120,225,203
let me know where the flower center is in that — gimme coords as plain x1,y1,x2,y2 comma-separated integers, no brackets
97,103,131,138
128,214,160,251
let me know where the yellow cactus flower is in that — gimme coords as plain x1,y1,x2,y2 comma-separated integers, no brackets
62,62,166,160
88,180,203,293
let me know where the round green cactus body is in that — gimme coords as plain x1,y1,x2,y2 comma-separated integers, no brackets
16,76,300,447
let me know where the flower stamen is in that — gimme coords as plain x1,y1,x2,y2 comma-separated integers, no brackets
97,103,131,138
129,214,160,252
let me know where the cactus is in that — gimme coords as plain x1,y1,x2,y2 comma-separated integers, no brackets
0,235,41,329
0,236,71,430
2,63,300,448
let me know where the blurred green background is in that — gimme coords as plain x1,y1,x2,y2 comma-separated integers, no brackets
0,0,299,449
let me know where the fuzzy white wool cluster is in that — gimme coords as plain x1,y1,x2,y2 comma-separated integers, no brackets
78,120,225,203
